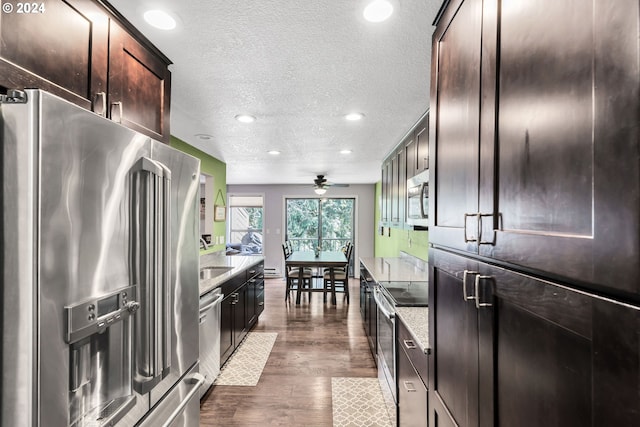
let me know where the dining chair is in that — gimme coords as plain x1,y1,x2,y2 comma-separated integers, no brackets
323,268,349,303
282,242,312,301
324,241,353,275
322,244,352,303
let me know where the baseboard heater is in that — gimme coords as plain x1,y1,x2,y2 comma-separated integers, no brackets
264,267,280,278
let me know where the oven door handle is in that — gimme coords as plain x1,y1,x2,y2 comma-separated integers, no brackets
373,288,395,320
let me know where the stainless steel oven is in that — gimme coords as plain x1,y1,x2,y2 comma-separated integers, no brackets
374,286,398,426
406,170,429,229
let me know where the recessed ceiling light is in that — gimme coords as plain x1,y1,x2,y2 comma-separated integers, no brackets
363,0,394,23
345,112,365,121
340,149,353,154
235,114,256,123
268,150,281,155
143,10,176,30
195,133,213,140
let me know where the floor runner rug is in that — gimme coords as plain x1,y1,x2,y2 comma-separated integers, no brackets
331,377,394,427
214,332,278,386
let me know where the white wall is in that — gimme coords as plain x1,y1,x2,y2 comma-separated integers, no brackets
227,184,376,278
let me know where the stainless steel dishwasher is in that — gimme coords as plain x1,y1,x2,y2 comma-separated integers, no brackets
199,288,224,398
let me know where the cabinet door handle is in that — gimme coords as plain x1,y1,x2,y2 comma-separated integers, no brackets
111,101,123,123
463,270,478,301
93,92,107,117
403,339,417,349
258,302,264,306
475,275,494,309
478,213,496,245
403,381,417,392
463,213,478,242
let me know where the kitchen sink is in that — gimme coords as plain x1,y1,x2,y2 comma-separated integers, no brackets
200,266,234,280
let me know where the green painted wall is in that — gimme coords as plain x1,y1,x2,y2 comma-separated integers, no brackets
170,136,227,254
373,181,429,261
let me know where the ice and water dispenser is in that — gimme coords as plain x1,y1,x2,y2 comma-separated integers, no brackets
65,285,140,426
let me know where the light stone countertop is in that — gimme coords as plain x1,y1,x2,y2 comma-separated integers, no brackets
396,306,430,354
360,256,428,283
199,252,264,296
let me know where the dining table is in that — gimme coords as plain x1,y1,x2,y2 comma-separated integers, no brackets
285,250,348,305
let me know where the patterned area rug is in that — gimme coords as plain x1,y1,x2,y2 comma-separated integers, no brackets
214,332,278,386
332,377,394,427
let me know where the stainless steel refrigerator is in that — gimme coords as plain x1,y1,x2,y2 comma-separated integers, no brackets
1,89,203,426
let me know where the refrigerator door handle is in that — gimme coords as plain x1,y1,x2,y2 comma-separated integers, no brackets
158,161,172,377
160,373,204,427
131,157,173,393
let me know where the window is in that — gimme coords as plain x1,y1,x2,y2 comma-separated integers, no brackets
285,197,354,251
227,195,264,254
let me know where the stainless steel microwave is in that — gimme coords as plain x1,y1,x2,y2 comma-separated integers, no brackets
406,170,429,229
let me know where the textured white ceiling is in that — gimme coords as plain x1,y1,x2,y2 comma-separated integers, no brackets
107,0,442,185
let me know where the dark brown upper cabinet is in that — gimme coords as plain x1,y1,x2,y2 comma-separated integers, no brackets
381,159,391,224
109,21,171,143
430,0,640,299
0,0,108,111
381,111,429,229
406,113,429,178
0,0,172,143
415,114,429,174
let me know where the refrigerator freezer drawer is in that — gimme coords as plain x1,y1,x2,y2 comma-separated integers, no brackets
137,363,203,427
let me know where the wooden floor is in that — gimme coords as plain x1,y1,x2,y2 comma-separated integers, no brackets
200,277,377,426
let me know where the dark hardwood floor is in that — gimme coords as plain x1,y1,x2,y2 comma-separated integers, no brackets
200,277,377,426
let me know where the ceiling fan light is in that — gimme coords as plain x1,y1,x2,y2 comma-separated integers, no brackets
314,187,327,195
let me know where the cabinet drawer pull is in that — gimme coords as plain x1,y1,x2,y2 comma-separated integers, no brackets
258,302,264,306
403,339,417,349
403,381,417,392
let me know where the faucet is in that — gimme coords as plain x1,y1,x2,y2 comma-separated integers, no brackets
200,237,209,250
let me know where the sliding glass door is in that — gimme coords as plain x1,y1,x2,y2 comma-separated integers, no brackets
285,198,355,252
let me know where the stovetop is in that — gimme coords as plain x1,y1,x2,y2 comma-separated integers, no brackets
379,281,428,306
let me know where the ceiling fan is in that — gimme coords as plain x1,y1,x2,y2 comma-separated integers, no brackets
313,175,348,195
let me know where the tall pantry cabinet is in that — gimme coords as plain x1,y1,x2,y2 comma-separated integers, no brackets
428,0,640,426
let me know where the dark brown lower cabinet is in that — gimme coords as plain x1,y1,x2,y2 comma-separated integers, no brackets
220,282,248,366
220,293,235,365
255,277,265,318
429,247,640,427
220,261,265,366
